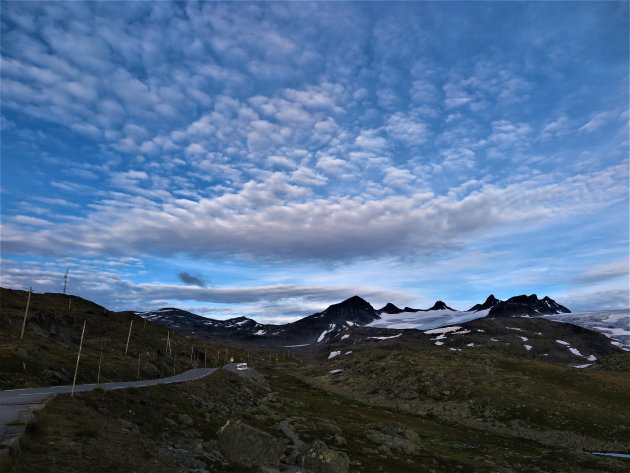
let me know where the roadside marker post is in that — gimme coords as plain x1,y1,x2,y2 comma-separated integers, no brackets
97,344,103,384
125,319,133,354
71,320,86,397
137,354,141,381
20,287,32,339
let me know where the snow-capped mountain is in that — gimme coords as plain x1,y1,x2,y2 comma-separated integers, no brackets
138,307,283,339
488,294,571,317
137,295,628,351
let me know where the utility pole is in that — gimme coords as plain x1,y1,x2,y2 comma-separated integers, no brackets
97,344,103,384
166,331,171,355
20,287,32,339
71,320,86,397
63,268,69,295
125,319,133,354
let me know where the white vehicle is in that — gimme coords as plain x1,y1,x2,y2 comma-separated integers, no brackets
236,362,249,371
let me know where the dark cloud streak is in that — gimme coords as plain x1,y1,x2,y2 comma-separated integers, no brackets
178,271,207,287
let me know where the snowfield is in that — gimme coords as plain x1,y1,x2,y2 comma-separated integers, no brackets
366,308,630,349
368,309,490,331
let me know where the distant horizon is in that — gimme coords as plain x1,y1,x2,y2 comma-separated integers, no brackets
1,2,628,323
2,284,628,325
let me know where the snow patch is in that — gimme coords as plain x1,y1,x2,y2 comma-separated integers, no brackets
341,334,350,340
568,347,583,357
520,336,529,342
435,341,444,346
524,345,532,351
253,330,266,336
328,351,342,359
556,340,570,346
573,364,592,369
424,326,462,335
369,333,402,341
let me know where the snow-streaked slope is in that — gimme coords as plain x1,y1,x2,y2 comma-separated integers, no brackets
367,309,490,331
543,310,630,349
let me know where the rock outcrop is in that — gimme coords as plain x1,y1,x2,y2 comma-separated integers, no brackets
296,439,350,473
217,419,285,467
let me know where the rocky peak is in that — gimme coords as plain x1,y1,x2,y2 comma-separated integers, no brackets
379,303,404,314
489,294,571,317
468,294,501,312
428,300,455,311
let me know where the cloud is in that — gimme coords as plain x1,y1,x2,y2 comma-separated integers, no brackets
2,163,627,263
579,111,616,133
178,271,207,287
574,260,629,284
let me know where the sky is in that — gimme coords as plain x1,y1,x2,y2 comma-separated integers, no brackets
1,1,628,323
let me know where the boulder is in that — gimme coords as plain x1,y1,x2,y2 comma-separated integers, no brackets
178,414,194,426
217,419,285,467
296,440,349,473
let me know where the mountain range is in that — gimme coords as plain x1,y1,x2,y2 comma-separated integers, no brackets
140,293,573,346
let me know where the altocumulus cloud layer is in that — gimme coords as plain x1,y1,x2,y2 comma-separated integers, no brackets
1,2,628,319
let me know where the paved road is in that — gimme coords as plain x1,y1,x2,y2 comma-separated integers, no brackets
0,368,215,444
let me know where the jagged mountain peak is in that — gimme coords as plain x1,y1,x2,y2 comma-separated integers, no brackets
489,294,571,317
334,295,372,309
379,302,404,314
468,294,501,312
428,300,456,311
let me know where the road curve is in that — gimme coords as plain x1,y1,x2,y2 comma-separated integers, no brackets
0,368,215,445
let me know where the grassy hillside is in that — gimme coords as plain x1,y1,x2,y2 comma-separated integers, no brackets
0,288,262,389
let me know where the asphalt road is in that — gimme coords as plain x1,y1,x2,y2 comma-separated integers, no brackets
0,368,215,441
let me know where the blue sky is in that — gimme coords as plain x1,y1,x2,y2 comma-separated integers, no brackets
1,1,628,322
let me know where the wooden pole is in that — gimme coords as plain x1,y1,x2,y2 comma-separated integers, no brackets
71,320,86,397
166,331,171,354
97,345,103,384
125,319,133,354
20,288,32,339
173,354,176,375
136,354,141,381
68,299,72,310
